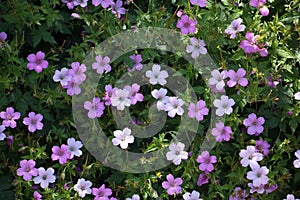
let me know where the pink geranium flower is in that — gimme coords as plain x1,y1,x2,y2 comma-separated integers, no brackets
92,0,113,8
27,51,48,73
176,15,197,35
227,68,248,87
239,145,263,168
51,144,71,164
17,160,39,181
84,97,105,119
188,100,209,121
225,18,246,39
196,151,217,172
92,55,112,75
246,163,269,187
166,142,188,165
243,113,265,136
162,174,183,195
197,173,209,186
190,0,206,7
212,122,232,142
33,191,42,200
23,112,44,133
92,184,113,200
33,167,56,188
0,107,21,128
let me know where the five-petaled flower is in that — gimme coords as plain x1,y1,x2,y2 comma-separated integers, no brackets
17,159,39,181
33,167,56,188
243,113,265,136
74,178,92,198
162,174,183,195
84,97,105,119
0,107,21,128
196,151,217,172
176,15,197,35
145,64,169,86
23,112,44,133
112,127,134,149
51,144,71,165
27,51,48,73
213,95,235,116
166,142,188,165
186,37,207,58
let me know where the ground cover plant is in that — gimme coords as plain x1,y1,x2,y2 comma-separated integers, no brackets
0,0,300,199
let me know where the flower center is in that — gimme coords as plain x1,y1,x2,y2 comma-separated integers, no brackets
42,175,48,180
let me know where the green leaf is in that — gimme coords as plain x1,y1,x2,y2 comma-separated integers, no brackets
41,31,56,44
276,49,296,59
32,33,42,47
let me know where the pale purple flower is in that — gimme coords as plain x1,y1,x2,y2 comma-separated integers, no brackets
74,178,92,198
84,97,105,119
186,37,207,58
92,55,112,75
110,0,126,18
294,92,300,100
164,97,185,118
0,32,7,48
112,127,134,149
209,83,226,94
67,62,87,84
229,187,248,200
51,144,71,164
239,145,263,168
264,183,278,194
17,160,39,181
27,51,48,73
240,32,260,54
284,194,300,200
111,88,131,110
126,194,140,200
64,79,81,96
145,64,169,86
183,190,202,200
250,0,266,8
53,67,72,86
196,151,217,172
190,0,206,7
0,107,20,128
197,173,209,186
73,0,88,7
227,68,248,87
62,0,76,9
208,70,227,91
67,137,83,159
188,100,209,121
162,174,183,195
124,83,144,105
225,18,246,39
255,140,270,156
33,167,56,188
129,54,143,71
246,163,269,187
0,125,6,140
92,0,113,8
213,95,235,116
259,47,269,57
33,191,42,200
176,15,197,35
212,122,232,142
71,13,80,18
103,84,116,106
293,150,300,168
243,113,265,136
166,142,188,165
92,184,112,199
259,6,269,16
248,182,265,194
23,112,43,133
151,88,169,110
